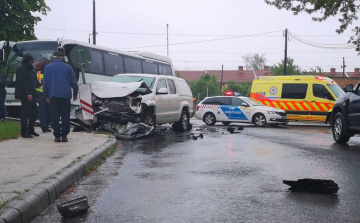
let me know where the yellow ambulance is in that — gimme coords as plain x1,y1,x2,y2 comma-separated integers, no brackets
250,76,345,123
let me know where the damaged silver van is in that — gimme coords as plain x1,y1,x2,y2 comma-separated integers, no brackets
82,74,194,136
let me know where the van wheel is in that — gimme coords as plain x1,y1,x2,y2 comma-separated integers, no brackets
172,110,189,132
253,113,266,127
332,112,350,143
222,122,231,125
204,113,216,126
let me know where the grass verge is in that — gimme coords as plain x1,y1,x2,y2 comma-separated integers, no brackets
0,121,21,141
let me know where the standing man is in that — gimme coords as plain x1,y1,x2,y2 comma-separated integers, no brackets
15,54,39,138
35,58,52,132
43,51,78,142
0,72,6,121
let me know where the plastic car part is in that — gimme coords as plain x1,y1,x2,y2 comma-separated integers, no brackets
57,196,89,218
283,179,339,194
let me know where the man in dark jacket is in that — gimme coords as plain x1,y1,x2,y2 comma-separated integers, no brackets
0,72,6,121
15,54,39,138
44,51,78,142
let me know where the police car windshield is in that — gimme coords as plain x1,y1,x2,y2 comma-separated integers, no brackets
243,98,263,106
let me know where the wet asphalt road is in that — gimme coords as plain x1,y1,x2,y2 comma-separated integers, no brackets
34,120,360,223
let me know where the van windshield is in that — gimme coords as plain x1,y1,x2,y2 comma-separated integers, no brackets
327,84,345,98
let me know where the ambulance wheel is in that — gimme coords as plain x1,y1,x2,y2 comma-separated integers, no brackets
253,113,266,127
332,112,350,143
222,122,231,125
204,112,216,126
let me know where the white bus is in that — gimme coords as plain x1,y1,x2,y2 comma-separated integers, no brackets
0,39,175,117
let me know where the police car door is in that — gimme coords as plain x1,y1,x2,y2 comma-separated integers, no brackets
217,97,231,121
230,97,251,122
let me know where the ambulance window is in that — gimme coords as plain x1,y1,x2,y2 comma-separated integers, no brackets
218,97,231,105
232,98,246,106
203,98,218,105
282,84,308,99
313,84,334,100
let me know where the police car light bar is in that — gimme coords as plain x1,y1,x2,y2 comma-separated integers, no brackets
224,91,241,96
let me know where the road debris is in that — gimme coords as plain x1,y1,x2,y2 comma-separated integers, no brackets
192,134,204,140
226,127,243,134
57,196,89,218
283,179,339,194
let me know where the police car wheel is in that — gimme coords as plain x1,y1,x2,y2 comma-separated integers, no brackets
222,122,231,125
204,113,216,126
253,113,266,127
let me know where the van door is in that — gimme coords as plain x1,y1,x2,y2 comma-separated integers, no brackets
309,83,336,122
166,79,181,121
281,83,310,121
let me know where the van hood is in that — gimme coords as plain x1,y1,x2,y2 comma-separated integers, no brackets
91,81,151,98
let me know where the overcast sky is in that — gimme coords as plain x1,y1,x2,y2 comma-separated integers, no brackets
35,0,360,73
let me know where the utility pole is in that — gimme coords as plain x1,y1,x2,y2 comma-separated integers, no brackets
220,65,224,94
284,28,288,75
166,24,169,57
342,57,346,77
93,0,96,45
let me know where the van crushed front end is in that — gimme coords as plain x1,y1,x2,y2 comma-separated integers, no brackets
76,81,154,139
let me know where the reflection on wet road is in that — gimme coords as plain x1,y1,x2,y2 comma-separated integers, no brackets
34,123,360,223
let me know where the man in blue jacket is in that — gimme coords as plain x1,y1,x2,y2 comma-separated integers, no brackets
43,51,78,142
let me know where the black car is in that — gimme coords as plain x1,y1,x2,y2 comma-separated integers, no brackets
332,84,360,143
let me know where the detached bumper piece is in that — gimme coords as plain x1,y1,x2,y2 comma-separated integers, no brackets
57,196,89,218
283,179,339,194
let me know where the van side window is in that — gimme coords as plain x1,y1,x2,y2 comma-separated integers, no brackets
313,84,334,100
167,79,176,94
203,98,218,105
281,84,308,99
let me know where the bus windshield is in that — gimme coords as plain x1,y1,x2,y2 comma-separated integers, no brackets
5,41,58,87
109,75,156,89
327,84,345,98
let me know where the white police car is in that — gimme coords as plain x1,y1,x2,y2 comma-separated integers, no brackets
195,96,287,127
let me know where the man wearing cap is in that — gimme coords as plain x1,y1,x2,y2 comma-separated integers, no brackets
15,54,39,138
43,51,78,142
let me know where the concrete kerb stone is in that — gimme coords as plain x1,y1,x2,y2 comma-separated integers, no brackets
0,136,117,223
0,208,21,223
18,193,42,220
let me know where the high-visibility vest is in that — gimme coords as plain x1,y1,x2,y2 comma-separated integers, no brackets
36,71,44,92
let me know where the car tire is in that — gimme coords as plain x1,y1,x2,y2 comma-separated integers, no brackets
204,112,216,126
172,110,189,132
332,112,350,143
142,111,156,128
253,113,266,127
222,122,231,125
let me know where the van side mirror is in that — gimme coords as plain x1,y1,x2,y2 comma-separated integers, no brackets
0,49,4,61
157,87,168,95
344,84,353,93
241,102,249,107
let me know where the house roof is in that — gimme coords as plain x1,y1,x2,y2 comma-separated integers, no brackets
178,70,271,83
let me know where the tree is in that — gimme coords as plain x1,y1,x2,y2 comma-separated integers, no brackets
302,66,325,76
242,53,267,70
188,73,219,101
0,0,51,72
265,0,360,52
222,81,252,97
175,70,182,78
270,57,302,76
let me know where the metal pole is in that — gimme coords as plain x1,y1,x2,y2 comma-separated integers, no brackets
88,34,91,44
220,65,224,93
93,0,96,45
343,57,346,77
167,24,169,57
284,28,288,75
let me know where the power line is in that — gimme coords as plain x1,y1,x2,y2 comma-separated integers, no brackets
118,30,284,49
146,50,357,55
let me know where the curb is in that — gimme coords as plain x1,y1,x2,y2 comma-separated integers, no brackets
0,136,117,223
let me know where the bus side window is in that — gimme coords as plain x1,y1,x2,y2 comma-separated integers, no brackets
104,53,124,76
124,57,142,73
159,64,172,76
85,49,104,75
